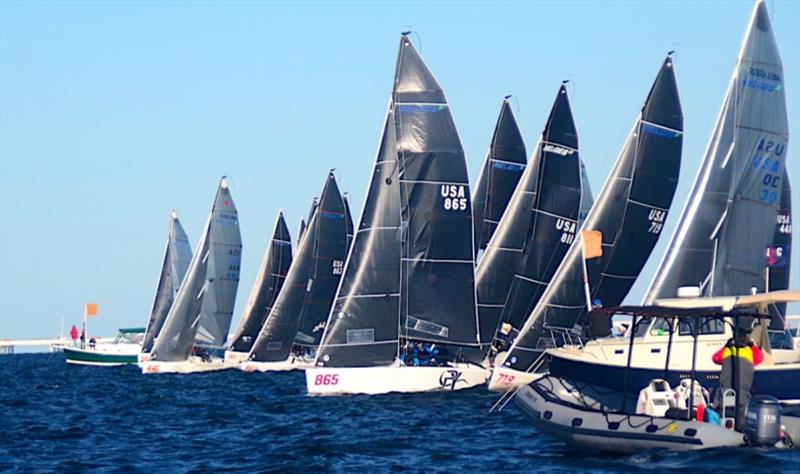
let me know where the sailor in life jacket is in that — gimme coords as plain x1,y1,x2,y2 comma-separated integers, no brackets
711,326,764,430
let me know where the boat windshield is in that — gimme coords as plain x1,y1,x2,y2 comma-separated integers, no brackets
678,317,725,336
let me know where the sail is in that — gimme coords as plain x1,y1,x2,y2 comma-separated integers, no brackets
315,109,402,367
343,194,355,250
227,212,293,353
141,211,193,354
298,218,306,244
248,172,349,362
394,36,479,347
475,84,581,348
151,178,242,362
472,99,527,255
503,56,683,372
578,159,594,226
768,177,791,330
495,85,584,335
645,0,788,301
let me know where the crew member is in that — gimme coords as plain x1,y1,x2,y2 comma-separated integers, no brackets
712,327,764,430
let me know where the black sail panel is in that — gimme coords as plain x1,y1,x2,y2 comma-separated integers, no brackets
297,218,306,245
395,37,479,347
142,213,193,354
768,177,791,330
504,57,683,371
472,100,527,254
316,110,402,367
248,172,348,362
498,85,583,333
343,194,355,250
228,212,293,353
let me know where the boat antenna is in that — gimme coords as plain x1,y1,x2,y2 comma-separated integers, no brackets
505,92,520,115
564,76,576,102
402,27,422,53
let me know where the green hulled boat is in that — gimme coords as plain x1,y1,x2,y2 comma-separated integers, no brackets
63,327,144,366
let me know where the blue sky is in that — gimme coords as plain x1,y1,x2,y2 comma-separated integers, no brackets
1,0,798,339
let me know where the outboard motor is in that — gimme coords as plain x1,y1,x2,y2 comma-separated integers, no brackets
745,395,782,447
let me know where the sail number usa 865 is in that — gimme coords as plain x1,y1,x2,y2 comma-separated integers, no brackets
313,374,339,386
441,185,467,211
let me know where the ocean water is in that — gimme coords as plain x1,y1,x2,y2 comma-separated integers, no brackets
1,354,797,473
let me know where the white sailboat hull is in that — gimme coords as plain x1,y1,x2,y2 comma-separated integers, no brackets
488,366,545,392
306,364,490,395
140,356,233,374
223,351,250,364
240,357,313,373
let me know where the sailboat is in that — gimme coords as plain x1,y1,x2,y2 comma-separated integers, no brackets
240,171,349,372
542,1,799,403
472,98,527,257
490,53,684,391
476,84,587,362
140,177,243,374
224,211,293,363
137,210,194,362
306,35,489,395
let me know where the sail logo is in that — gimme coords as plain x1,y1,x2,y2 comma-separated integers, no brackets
647,209,666,234
642,123,680,139
744,68,782,93
441,185,468,211
766,246,788,268
439,369,467,390
556,218,576,244
543,144,574,156
332,259,344,275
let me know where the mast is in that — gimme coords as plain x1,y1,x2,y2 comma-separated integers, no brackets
472,99,527,256
645,0,788,302
503,55,684,372
227,211,293,353
141,211,193,354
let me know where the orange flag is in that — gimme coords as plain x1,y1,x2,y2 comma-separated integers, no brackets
85,303,99,317
582,230,603,259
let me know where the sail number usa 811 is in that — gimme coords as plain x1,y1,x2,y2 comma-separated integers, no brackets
441,185,468,211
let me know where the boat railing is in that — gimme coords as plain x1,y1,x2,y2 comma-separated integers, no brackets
548,327,585,350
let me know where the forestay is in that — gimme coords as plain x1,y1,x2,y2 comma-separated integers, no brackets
142,211,193,354
247,172,349,362
472,99,527,256
151,178,242,362
645,1,788,302
227,211,293,353
503,56,683,372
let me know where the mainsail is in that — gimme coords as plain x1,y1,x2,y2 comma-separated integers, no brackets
247,172,349,362
645,0,788,302
141,211,193,354
315,35,479,367
503,56,684,372
578,160,594,225
472,99,527,255
475,84,583,349
343,193,355,250
151,178,242,362
227,211,293,353
298,218,306,244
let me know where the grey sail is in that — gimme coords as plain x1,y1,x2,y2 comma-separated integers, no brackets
151,178,242,362
394,36,479,348
227,212,293,353
495,85,584,337
475,84,582,350
316,35,479,367
343,193,355,251
767,177,791,330
141,211,193,354
645,0,788,302
248,172,349,362
472,99,527,255
504,56,683,372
